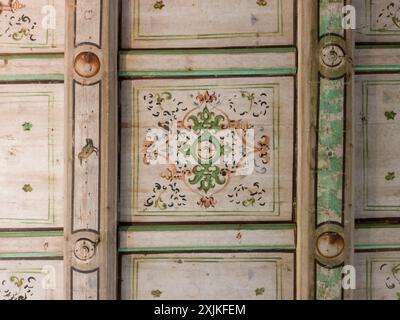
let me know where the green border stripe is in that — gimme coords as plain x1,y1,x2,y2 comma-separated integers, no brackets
119,223,295,232
121,47,296,55
355,65,400,72
0,53,64,60
119,245,296,253
355,244,400,250
0,74,64,81
356,44,400,49
356,223,400,229
0,252,63,259
0,231,63,238
119,69,297,77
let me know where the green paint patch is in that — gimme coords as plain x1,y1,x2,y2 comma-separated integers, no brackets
22,122,33,131
151,290,163,298
386,172,396,181
255,287,265,296
385,111,397,120
22,184,33,193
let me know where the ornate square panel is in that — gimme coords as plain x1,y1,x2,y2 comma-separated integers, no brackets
120,77,294,222
354,0,400,43
0,84,64,227
121,0,294,48
0,0,65,53
121,253,294,300
0,260,64,300
354,74,400,218
355,252,400,300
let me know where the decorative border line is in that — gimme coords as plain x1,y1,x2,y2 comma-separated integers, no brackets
119,223,295,232
365,0,400,35
120,69,297,78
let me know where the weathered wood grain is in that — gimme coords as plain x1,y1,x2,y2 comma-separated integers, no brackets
121,0,294,48
121,252,294,300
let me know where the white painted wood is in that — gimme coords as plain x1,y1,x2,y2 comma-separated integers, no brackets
0,260,64,300
73,82,100,232
355,48,400,67
120,50,296,73
354,0,400,43
0,0,65,53
120,228,295,251
0,84,64,228
355,252,400,300
121,253,294,300
71,269,98,300
121,0,294,48
75,0,102,47
0,55,63,78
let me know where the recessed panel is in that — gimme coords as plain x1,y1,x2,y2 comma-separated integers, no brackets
120,77,294,222
354,0,400,43
121,253,294,300
0,260,64,300
0,0,65,53
0,84,64,227
121,0,294,48
354,74,400,218
355,252,400,300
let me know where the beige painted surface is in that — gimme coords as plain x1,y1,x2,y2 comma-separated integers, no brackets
354,74,400,219
120,77,294,222
0,84,64,228
121,0,294,48
120,228,295,251
0,260,64,300
355,252,400,300
121,253,294,300
0,0,65,53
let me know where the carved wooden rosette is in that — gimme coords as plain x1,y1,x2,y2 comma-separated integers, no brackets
315,0,354,300
65,0,118,300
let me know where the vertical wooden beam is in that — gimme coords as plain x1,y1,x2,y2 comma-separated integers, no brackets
314,0,354,300
64,0,118,300
296,0,319,300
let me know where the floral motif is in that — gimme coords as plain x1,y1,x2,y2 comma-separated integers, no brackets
190,164,226,194
228,182,266,207
386,172,396,181
188,106,225,131
22,184,33,192
0,275,36,300
153,1,165,10
376,2,400,30
151,290,163,298
0,1,38,42
22,122,32,131
256,0,267,7
196,91,218,104
0,0,25,15
141,89,273,211
255,287,265,296
385,110,397,120
144,183,187,210
197,196,217,209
